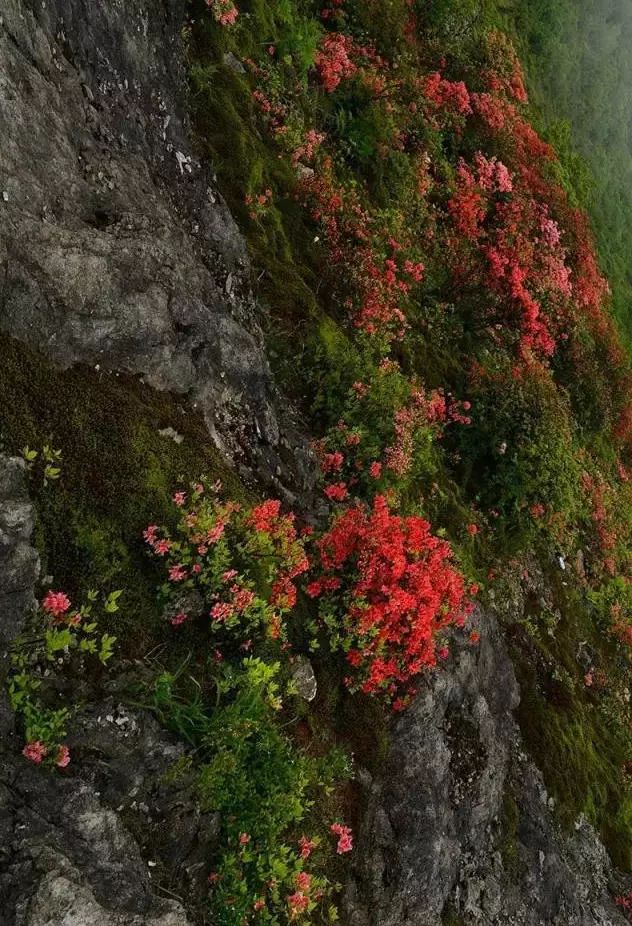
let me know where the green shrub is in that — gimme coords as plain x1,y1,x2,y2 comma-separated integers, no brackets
150,658,351,925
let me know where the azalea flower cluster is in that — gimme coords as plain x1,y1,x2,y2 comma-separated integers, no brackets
210,840,335,922
307,493,470,708
14,588,118,771
581,470,618,576
149,475,474,714
481,31,529,105
431,58,615,369
314,375,472,503
314,30,385,95
248,5,621,384
330,821,353,853
315,33,358,92
385,387,471,477
206,0,238,27
446,153,575,360
23,740,70,768
145,483,309,644
296,162,426,339
424,71,472,119
245,187,273,221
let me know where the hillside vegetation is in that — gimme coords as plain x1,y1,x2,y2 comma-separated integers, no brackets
7,1,632,923
497,0,632,338
189,0,632,882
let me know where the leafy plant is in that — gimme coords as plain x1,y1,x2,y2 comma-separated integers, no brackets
22,443,62,486
149,658,351,925
9,588,120,768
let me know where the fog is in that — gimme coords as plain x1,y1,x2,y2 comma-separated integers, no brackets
520,0,632,333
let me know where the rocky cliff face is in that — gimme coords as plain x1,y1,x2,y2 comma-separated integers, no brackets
346,612,627,926
0,0,313,500
0,2,629,925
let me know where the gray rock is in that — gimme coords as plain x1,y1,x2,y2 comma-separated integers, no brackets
292,657,317,701
0,455,39,738
0,0,316,502
223,51,246,74
347,610,628,925
25,870,187,926
158,427,185,445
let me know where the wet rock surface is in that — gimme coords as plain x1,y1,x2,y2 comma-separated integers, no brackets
346,611,628,926
0,0,314,501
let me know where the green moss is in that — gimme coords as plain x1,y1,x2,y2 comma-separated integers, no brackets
509,573,632,868
73,517,133,587
188,11,321,285
516,686,632,867
0,334,251,655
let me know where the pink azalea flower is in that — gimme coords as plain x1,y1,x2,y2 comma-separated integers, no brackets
295,871,311,892
298,835,316,859
211,602,234,622
56,744,70,768
42,591,71,618
330,822,353,853
287,892,309,915
143,524,158,544
23,741,47,764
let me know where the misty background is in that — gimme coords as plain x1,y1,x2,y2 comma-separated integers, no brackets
505,0,632,338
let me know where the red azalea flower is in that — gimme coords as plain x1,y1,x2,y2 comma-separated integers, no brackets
298,835,316,859
42,591,71,618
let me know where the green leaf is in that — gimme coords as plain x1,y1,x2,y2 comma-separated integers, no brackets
99,633,117,664
45,628,73,657
104,590,123,613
